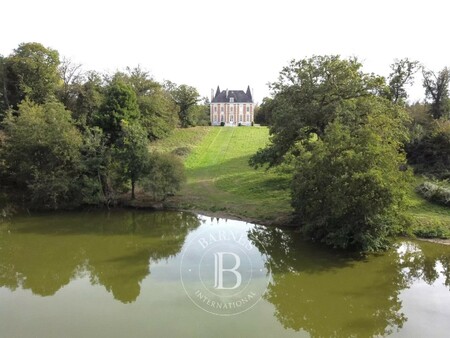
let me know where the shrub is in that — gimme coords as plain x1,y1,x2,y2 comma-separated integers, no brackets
416,181,450,207
220,121,225,126
141,153,185,201
171,147,191,157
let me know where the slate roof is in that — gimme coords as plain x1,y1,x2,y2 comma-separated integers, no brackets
211,85,253,103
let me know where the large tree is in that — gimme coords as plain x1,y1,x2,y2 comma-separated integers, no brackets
422,67,450,119
74,71,105,127
167,82,200,128
115,121,151,199
57,57,83,111
1,42,60,109
1,100,82,209
249,55,386,168
291,97,411,251
96,79,140,144
114,67,178,139
387,58,420,104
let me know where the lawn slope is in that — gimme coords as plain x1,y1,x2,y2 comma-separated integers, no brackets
152,126,292,222
152,126,450,234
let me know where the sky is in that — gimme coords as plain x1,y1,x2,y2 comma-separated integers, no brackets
1,0,449,103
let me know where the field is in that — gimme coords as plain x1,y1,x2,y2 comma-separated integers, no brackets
152,126,450,234
151,126,292,223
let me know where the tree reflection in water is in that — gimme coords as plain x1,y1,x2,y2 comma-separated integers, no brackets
0,211,200,303
249,225,450,338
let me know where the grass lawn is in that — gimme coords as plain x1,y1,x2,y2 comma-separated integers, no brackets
151,126,292,222
152,126,450,235
405,177,450,238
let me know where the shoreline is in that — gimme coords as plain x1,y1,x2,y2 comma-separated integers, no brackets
4,199,450,246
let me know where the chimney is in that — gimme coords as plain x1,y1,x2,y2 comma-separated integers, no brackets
226,89,228,98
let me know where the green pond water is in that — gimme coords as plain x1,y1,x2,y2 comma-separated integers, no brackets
1,210,450,337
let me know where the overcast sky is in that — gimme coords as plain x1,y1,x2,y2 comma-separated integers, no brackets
1,0,449,103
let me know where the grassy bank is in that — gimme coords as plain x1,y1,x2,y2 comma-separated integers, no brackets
151,126,292,223
152,126,450,236
406,177,450,238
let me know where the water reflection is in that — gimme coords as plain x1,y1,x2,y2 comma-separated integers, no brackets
0,211,200,303
1,212,450,337
249,225,450,337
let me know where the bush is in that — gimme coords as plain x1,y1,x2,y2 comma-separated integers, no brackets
171,146,191,157
220,121,225,126
238,122,242,127
416,181,450,207
141,153,185,201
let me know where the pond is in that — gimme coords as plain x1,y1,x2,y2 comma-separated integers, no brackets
0,210,450,337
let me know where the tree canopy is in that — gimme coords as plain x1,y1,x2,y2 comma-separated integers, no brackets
1,42,60,109
249,55,386,168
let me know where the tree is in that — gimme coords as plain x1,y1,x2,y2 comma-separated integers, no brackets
291,97,411,251
2,42,60,108
73,71,104,127
57,57,83,111
1,100,82,209
249,55,386,168
254,98,275,125
115,67,178,139
96,79,140,144
188,97,210,126
0,55,8,118
387,58,420,104
141,153,185,201
406,119,450,179
115,121,151,199
168,83,200,128
422,67,450,119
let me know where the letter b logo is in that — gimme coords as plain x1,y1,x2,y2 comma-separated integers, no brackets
213,252,242,289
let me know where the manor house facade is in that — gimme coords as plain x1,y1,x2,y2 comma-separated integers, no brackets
210,86,254,126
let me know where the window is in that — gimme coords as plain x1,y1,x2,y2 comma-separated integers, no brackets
214,114,217,122
214,106,217,112
220,115,224,122
246,106,250,112
230,106,233,112
246,114,250,122
221,106,224,112
239,115,243,122
230,97,234,103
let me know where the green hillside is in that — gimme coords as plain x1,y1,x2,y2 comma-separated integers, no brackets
152,126,450,234
151,126,292,222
